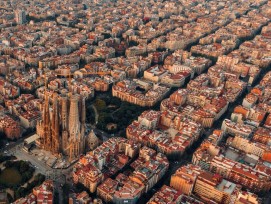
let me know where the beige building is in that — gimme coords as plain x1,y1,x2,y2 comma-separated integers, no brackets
194,171,239,204
170,164,202,195
227,135,269,157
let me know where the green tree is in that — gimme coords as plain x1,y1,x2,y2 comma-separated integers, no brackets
98,95,111,105
19,162,30,173
7,193,13,203
110,97,121,106
35,173,45,183
22,171,33,183
15,187,25,199
94,99,106,111
98,112,110,124
4,161,13,168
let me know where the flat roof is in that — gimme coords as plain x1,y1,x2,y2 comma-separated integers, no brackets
24,134,40,144
217,179,236,195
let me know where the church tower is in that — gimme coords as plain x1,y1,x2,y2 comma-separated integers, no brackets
80,96,86,133
61,96,69,155
43,92,52,151
61,96,68,131
51,93,60,154
69,95,80,140
68,95,85,161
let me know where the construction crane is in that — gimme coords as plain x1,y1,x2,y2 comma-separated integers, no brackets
41,70,111,96
56,71,111,78
56,71,111,93
57,70,110,83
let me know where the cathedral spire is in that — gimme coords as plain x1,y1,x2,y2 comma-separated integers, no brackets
43,92,52,151
80,96,86,135
52,93,60,154
69,95,80,139
61,96,68,131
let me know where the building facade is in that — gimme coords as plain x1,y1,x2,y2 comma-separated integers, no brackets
37,92,86,161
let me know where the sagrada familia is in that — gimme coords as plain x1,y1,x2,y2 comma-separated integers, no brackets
37,92,98,161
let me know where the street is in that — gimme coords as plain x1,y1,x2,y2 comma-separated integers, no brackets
5,141,74,180
0,131,35,153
